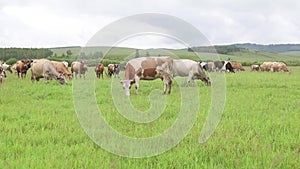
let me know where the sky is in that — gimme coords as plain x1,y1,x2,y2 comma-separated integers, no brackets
1,0,300,49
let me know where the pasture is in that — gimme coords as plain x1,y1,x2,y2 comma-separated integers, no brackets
0,67,299,168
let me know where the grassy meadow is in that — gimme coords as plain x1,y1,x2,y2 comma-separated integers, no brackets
0,66,299,168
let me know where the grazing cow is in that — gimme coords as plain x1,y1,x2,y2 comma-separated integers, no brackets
230,61,245,72
51,61,72,80
214,61,235,72
31,59,67,84
120,57,173,96
271,62,290,73
95,63,104,79
260,62,273,71
0,67,7,85
71,61,88,78
15,59,32,78
171,59,211,86
251,65,260,71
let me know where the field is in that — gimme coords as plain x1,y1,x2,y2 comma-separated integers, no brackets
0,66,299,168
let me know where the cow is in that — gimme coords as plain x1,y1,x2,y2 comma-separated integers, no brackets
251,65,260,71
71,61,88,79
271,62,291,74
0,62,12,73
51,61,72,80
206,62,216,72
31,59,67,84
107,64,120,78
15,59,32,78
95,63,104,79
171,59,211,86
120,57,173,96
260,62,273,71
113,64,120,78
230,61,245,72
0,67,7,85
107,64,115,78
214,61,235,72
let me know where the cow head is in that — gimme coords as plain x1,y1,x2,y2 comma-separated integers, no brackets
120,80,134,96
56,74,67,84
203,76,211,86
22,59,32,69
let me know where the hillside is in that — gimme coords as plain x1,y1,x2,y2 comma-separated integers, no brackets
234,43,300,53
1,44,299,66
49,45,300,66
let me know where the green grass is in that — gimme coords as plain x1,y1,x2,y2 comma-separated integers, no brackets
0,67,299,168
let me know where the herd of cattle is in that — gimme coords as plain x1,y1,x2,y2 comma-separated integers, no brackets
0,58,291,96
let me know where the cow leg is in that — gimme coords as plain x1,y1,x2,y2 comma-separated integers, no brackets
167,80,172,94
134,77,139,95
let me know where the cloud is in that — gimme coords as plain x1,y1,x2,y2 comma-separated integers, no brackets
0,0,300,48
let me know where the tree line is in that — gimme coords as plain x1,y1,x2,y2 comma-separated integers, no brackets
0,48,53,64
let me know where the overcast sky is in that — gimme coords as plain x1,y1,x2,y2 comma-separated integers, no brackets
1,0,300,48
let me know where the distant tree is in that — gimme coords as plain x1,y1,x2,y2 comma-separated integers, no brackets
6,58,18,65
66,50,72,58
146,51,150,57
187,47,194,52
93,51,103,59
62,53,66,58
135,49,139,58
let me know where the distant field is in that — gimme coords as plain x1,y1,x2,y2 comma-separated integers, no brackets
0,67,299,168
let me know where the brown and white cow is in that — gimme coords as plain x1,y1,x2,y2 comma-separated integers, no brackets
120,57,173,96
95,63,104,79
250,65,260,71
271,62,290,74
15,59,32,78
230,61,245,72
71,61,88,79
0,62,12,74
31,59,67,84
0,67,7,85
51,61,72,80
171,59,210,86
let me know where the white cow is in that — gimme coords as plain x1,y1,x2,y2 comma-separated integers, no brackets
172,59,211,86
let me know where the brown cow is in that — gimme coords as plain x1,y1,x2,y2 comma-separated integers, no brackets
230,61,245,72
95,63,104,79
31,59,67,84
51,61,72,80
107,64,115,78
120,57,173,96
71,61,88,79
15,59,32,78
